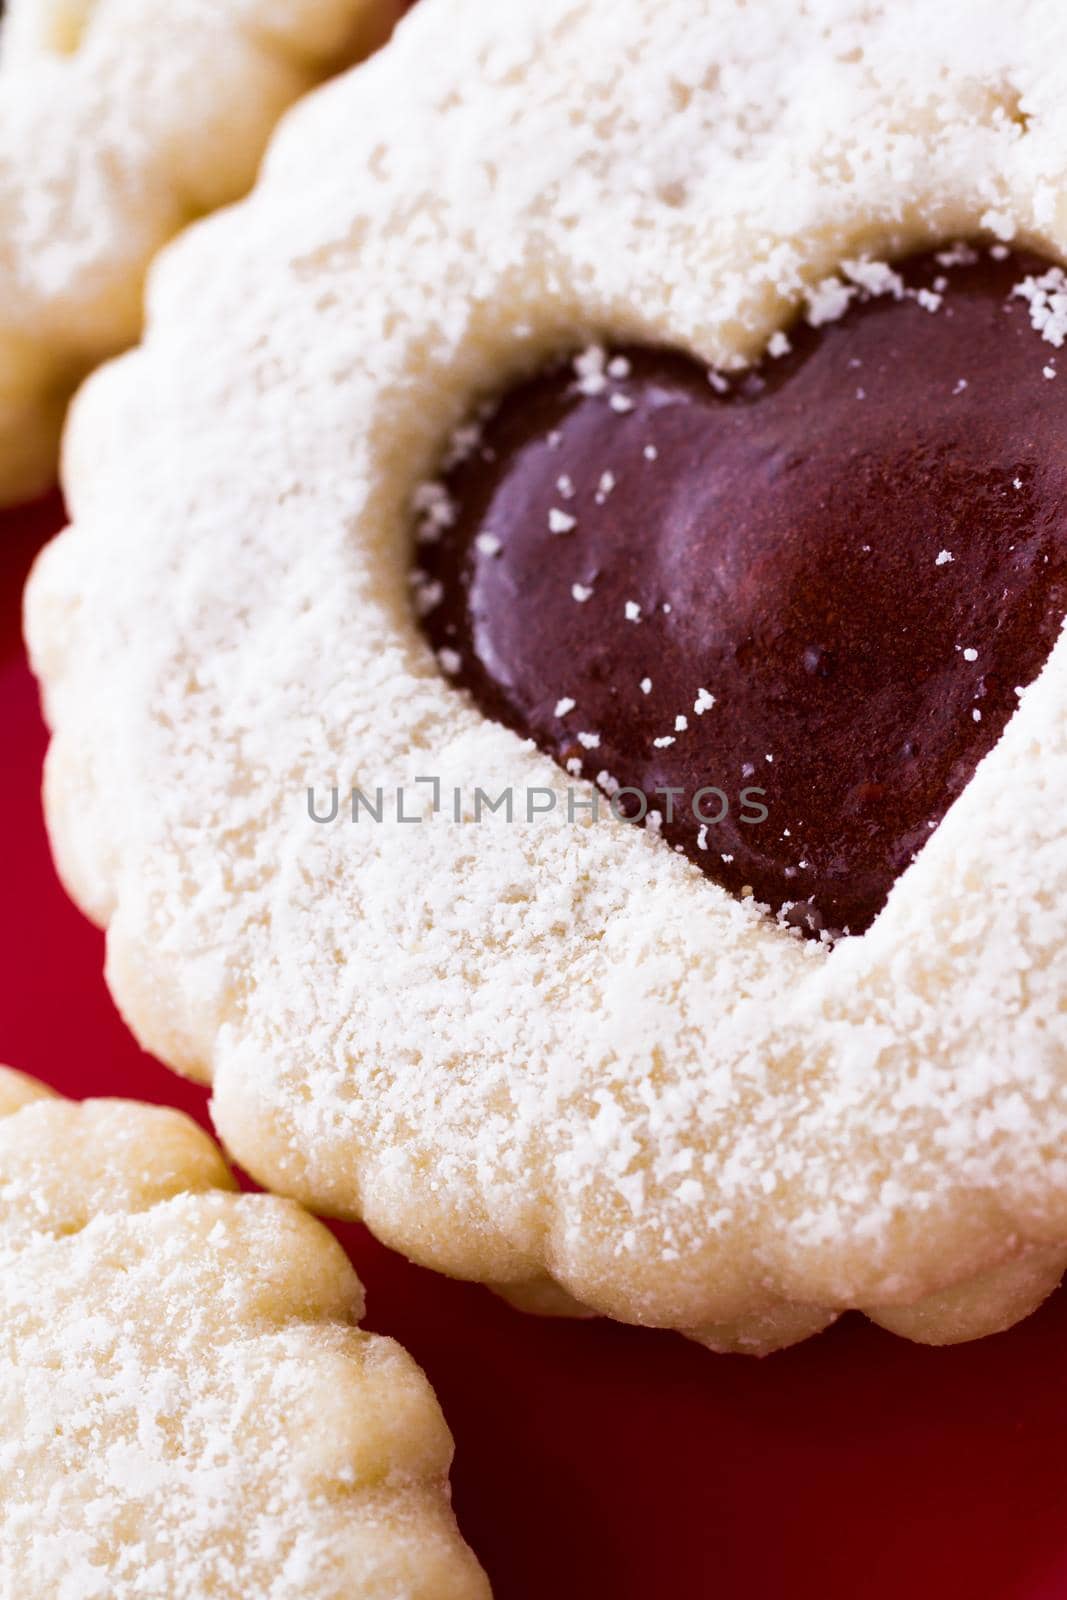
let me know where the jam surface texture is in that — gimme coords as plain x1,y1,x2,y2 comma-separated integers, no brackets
416,247,1067,936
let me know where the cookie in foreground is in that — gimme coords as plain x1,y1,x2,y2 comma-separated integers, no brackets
0,0,404,506
0,1066,489,1599
25,0,1067,1353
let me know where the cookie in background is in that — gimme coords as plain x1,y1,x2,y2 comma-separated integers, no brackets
0,1064,489,1600
0,0,406,507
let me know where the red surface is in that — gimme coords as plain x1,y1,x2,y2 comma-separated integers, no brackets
4,497,1067,1600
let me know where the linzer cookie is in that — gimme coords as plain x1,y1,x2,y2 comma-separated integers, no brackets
26,0,1067,1353
0,0,403,506
0,1066,488,1599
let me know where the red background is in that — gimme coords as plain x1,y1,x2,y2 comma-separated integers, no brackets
3,496,1067,1600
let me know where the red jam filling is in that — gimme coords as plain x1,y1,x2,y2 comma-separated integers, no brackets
416,246,1067,937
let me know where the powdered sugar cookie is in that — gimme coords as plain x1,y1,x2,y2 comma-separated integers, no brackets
0,1066,489,1598
0,0,403,506
25,0,1067,1353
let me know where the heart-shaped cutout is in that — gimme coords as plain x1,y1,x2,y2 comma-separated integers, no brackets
415,246,1067,937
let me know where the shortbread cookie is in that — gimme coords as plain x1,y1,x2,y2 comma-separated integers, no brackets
0,1066,489,1599
0,0,403,507
25,0,1067,1353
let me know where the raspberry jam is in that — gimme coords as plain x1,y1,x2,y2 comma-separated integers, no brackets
416,247,1067,936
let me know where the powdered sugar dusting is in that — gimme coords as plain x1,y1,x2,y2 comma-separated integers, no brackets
1014,265,1067,346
